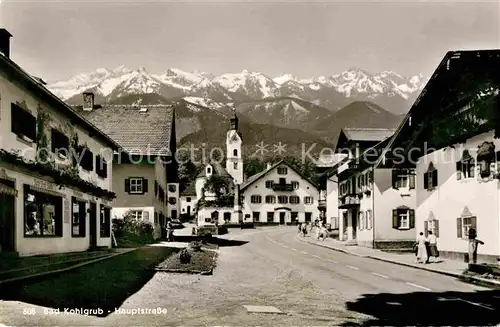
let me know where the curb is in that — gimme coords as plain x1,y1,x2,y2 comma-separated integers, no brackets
299,237,500,288
152,267,213,275
0,248,137,286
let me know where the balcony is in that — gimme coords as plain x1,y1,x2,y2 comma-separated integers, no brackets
272,183,294,191
318,199,326,209
338,195,360,209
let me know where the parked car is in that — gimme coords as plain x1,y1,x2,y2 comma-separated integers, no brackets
170,219,184,229
194,217,218,237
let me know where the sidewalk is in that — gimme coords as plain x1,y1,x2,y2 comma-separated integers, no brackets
299,235,500,288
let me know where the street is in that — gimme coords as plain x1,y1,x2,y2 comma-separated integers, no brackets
1,226,499,326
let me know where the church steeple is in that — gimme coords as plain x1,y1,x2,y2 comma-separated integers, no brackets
230,114,239,130
226,108,243,185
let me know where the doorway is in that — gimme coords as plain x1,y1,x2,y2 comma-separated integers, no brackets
0,179,16,252
171,210,178,220
89,202,97,249
187,205,191,216
351,209,358,240
279,212,286,224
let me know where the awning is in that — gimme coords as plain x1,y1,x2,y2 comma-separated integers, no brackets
0,183,18,196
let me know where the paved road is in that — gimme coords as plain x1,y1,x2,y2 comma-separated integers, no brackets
1,227,499,326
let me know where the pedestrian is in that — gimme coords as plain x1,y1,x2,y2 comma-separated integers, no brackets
468,228,484,264
427,231,439,262
302,223,308,237
166,220,173,242
319,224,328,241
298,222,302,234
415,232,428,264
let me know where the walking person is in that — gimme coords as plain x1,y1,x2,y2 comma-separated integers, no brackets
166,220,173,242
468,228,484,264
427,231,439,262
415,232,429,264
302,222,308,237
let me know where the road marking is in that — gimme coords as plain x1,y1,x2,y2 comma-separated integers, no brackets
299,251,308,254
452,298,495,311
282,245,290,248
371,272,388,279
346,265,359,270
405,282,432,291
327,259,338,263
290,248,298,251
311,254,321,259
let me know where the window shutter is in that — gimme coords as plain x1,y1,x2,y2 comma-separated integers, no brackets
391,170,398,189
143,178,148,193
424,221,429,237
409,173,415,189
471,216,477,231
392,209,399,229
423,172,429,190
457,218,462,238
409,209,415,229
125,178,130,193
432,170,438,187
143,211,150,221
456,162,462,180
434,220,440,238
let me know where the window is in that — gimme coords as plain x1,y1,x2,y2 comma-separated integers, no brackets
267,212,274,222
168,185,176,193
206,167,211,174
223,212,231,222
291,181,299,190
51,128,69,158
278,195,288,204
186,197,191,202
424,162,438,190
251,195,262,203
477,142,495,178
71,197,86,237
305,212,312,222
289,196,300,204
265,195,276,204
100,205,111,237
23,185,63,236
392,169,415,190
457,216,476,239
456,150,475,180
265,181,273,188
233,162,238,169
76,146,94,171
304,196,313,205
95,155,108,178
252,212,260,222
11,103,36,142
392,207,415,230
291,212,298,222
358,211,364,230
277,167,288,175
126,178,147,194
129,210,143,220
233,149,238,156
168,197,177,205
424,219,439,237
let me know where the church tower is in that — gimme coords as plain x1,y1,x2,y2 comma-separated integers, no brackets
226,114,243,185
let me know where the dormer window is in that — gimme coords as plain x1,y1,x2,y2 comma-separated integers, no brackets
456,150,475,180
424,162,438,190
476,142,495,178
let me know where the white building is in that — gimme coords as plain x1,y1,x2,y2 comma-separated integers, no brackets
78,98,179,239
240,161,321,224
179,183,196,219
378,49,500,262
0,29,121,256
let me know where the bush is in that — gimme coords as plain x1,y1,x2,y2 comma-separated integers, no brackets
179,249,191,264
112,212,155,247
189,241,203,251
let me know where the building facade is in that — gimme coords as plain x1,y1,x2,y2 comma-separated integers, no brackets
0,29,120,256
78,100,178,239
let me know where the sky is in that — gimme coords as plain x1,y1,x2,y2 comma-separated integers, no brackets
1,0,499,82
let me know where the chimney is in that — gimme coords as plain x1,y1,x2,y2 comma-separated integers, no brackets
267,162,272,170
0,28,13,58
83,92,94,111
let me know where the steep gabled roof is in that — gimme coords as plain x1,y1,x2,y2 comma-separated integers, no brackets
180,183,197,196
196,161,231,178
0,52,121,150
79,105,174,156
240,160,319,191
375,49,500,168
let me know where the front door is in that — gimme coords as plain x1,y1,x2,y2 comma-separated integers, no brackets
187,206,191,216
351,209,358,240
171,210,178,220
89,202,97,249
279,212,286,224
0,184,16,252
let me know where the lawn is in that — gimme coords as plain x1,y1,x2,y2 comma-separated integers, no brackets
0,247,178,317
156,249,218,274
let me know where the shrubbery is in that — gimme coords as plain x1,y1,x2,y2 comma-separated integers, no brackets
112,213,155,247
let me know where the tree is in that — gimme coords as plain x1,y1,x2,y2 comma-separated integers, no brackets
244,157,265,178
203,174,232,199
177,152,201,192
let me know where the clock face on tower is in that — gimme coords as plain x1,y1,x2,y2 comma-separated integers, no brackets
230,134,239,143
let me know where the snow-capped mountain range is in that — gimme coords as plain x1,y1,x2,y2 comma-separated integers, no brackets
48,66,426,114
